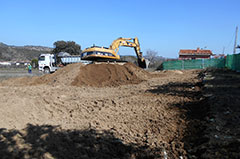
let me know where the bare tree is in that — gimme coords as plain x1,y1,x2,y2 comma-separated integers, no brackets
145,49,158,63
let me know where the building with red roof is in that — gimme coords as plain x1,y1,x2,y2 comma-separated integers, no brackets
179,47,213,59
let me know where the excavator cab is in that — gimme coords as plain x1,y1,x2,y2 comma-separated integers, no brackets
81,46,120,61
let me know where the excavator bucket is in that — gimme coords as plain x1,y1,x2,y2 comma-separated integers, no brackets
138,59,147,69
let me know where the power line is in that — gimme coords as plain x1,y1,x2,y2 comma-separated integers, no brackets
226,29,236,50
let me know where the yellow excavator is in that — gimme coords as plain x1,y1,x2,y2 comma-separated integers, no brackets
81,37,146,68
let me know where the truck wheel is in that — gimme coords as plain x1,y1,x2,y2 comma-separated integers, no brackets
44,67,50,74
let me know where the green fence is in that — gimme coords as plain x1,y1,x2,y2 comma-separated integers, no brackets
163,53,240,71
163,58,225,70
225,54,240,71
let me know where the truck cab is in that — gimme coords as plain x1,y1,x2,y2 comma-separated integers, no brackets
38,54,58,73
38,53,92,73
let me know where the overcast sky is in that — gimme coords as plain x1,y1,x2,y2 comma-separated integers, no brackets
0,0,239,58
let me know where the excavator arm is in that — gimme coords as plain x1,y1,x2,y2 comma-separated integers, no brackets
109,37,146,68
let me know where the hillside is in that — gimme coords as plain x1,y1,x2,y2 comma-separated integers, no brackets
0,42,52,61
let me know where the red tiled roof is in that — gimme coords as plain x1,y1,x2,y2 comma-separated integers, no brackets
179,48,213,55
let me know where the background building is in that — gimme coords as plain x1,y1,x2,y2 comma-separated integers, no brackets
179,48,213,59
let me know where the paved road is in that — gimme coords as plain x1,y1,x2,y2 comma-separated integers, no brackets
0,68,43,81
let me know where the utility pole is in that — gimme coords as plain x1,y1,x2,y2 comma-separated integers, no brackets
233,26,238,54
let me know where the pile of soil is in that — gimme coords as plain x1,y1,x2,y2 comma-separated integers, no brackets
32,63,83,86
72,63,151,87
0,63,151,87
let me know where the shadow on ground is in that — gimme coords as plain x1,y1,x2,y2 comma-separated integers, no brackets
146,75,209,158
146,68,240,158
147,81,202,100
0,124,162,159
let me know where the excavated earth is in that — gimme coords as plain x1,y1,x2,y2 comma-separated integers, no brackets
0,63,239,158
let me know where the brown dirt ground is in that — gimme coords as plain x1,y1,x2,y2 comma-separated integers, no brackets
182,68,240,159
0,63,195,158
1,63,239,158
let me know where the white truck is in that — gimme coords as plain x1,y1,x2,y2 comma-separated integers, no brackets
38,53,91,73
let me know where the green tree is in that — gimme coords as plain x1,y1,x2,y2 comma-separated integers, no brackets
52,41,81,55
31,59,38,68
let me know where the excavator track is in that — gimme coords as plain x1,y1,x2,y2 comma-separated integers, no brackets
93,61,126,65
92,59,128,65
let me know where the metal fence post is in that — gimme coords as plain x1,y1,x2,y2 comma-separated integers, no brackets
202,59,205,69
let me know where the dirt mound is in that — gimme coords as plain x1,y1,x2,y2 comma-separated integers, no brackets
0,63,151,87
31,63,83,86
72,63,151,87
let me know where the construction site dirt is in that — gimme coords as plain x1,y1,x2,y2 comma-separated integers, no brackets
0,63,239,158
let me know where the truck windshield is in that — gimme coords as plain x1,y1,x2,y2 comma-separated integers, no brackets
38,56,45,61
